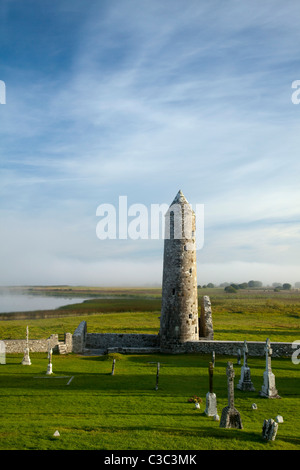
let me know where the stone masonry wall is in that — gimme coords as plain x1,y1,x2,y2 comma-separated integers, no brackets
168,339,294,357
72,320,87,354
85,332,160,350
4,334,59,353
3,333,73,354
74,321,294,357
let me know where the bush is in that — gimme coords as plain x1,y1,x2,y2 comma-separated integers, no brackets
283,283,292,290
224,285,237,293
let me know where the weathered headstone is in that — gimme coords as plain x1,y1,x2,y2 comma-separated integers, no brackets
260,338,280,399
262,418,278,441
199,296,214,339
220,362,243,429
111,358,116,375
237,340,255,391
22,326,31,365
204,362,218,417
0,341,6,365
46,342,53,375
155,362,160,390
237,348,241,365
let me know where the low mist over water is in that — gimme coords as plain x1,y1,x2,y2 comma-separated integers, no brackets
0,291,87,313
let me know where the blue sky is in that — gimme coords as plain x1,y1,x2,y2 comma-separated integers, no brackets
1,0,300,286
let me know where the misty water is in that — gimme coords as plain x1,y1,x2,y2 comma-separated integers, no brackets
0,292,88,313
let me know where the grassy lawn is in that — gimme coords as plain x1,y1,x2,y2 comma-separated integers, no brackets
0,352,299,450
0,286,299,450
0,287,299,342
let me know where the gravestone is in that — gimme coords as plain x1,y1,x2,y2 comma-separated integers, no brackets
237,340,255,391
21,326,31,365
204,362,218,417
237,348,241,365
111,358,116,375
262,418,278,441
260,338,280,398
46,343,53,375
155,362,160,390
220,362,243,429
0,341,6,365
199,296,214,339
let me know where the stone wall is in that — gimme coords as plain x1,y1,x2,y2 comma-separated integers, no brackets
85,332,160,351
165,339,295,357
4,334,59,353
2,319,295,358
73,322,294,357
3,333,72,354
72,320,87,354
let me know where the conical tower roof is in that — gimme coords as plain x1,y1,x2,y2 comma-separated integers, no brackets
170,190,190,207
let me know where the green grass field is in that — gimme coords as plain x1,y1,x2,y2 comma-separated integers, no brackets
0,286,299,450
0,287,299,342
0,352,299,450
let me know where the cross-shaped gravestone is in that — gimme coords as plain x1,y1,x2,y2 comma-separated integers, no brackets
220,362,243,429
237,340,255,391
227,362,235,408
260,338,280,398
205,362,218,417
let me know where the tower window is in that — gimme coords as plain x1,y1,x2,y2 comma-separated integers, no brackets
172,288,175,295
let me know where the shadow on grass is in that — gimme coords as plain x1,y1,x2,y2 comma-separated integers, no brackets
214,328,299,338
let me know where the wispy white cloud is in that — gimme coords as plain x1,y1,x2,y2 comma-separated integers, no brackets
1,0,300,285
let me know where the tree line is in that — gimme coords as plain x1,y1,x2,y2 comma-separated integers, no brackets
197,280,296,293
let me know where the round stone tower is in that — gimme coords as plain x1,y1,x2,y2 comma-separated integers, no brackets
159,190,199,353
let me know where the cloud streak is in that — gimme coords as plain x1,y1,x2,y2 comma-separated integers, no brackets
1,0,300,286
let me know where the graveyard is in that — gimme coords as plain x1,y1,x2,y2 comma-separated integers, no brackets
0,287,299,450
0,351,298,450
